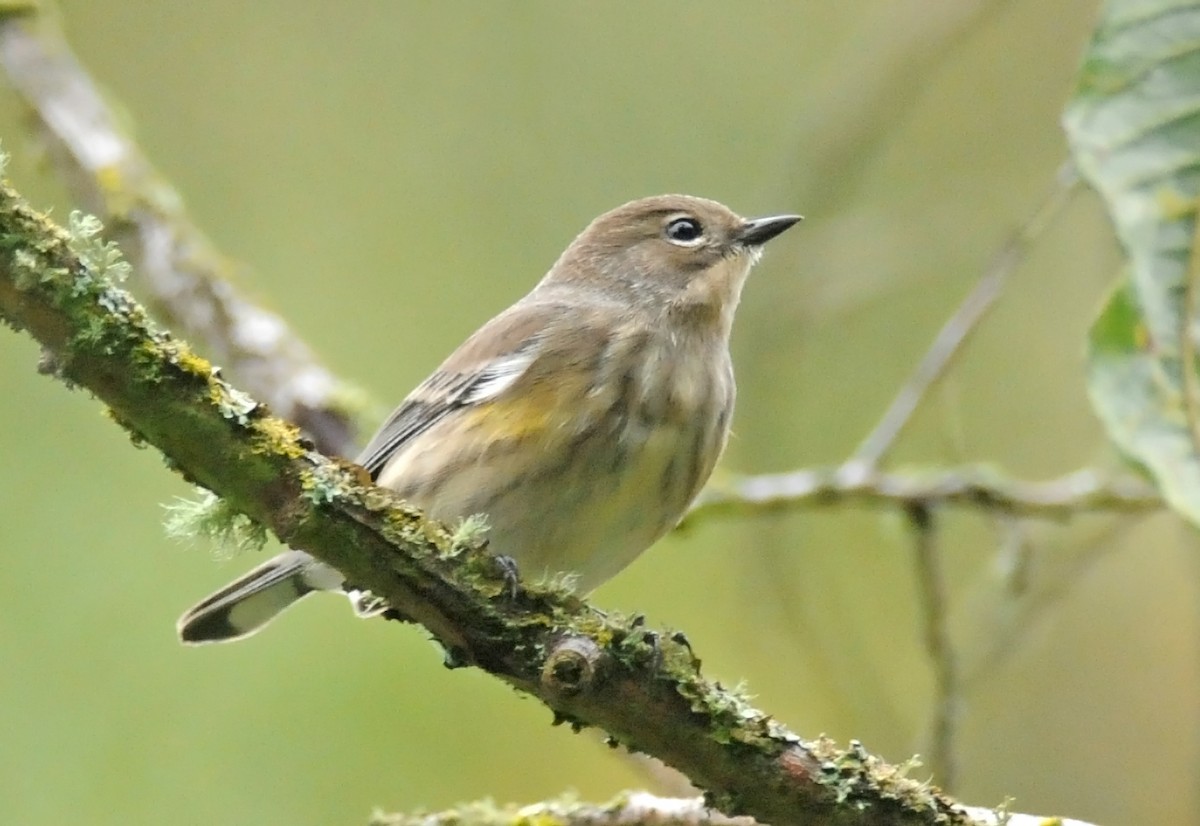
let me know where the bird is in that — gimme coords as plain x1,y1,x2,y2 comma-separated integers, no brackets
177,194,800,644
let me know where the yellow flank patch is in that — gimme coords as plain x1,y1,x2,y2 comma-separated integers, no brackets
462,367,600,443
462,384,559,441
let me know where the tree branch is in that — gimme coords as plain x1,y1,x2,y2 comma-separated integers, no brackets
0,9,360,455
0,171,1016,825
907,506,959,792
845,162,1080,472
686,465,1160,525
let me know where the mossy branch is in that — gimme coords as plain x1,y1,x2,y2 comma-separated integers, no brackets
0,176,1009,825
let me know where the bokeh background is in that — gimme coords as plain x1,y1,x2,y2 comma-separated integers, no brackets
0,2,1191,825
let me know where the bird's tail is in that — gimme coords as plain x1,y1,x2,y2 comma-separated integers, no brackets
176,550,347,644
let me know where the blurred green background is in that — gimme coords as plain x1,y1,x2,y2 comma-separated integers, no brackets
0,2,1191,825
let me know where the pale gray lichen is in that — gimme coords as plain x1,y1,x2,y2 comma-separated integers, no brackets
10,248,42,289
532,568,580,595
163,488,268,558
67,211,131,285
301,462,354,505
215,383,258,424
447,513,490,555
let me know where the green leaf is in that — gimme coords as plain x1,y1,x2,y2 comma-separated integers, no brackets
1065,0,1200,525
1086,278,1200,520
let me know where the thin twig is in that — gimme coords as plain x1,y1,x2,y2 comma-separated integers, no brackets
960,516,1145,690
0,13,361,456
845,162,1081,475
685,464,1160,525
908,504,959,792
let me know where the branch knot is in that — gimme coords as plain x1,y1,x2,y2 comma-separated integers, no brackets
541,635,607,696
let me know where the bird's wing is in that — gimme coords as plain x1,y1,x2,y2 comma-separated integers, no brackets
354,301,555,478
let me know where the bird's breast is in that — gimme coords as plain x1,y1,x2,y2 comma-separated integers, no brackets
380,329,735,591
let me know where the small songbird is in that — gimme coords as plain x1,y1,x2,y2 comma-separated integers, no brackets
178,195,800,644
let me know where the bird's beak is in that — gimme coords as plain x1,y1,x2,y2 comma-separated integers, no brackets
736,214,803,246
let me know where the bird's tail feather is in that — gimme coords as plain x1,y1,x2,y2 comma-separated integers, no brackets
177,550,345,644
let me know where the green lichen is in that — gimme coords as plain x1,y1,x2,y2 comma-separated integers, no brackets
360,485,402,513
815,738,871,805
704,682,768,746
300,462,355,505
163,488,268,559
380,507,422,541
74,314,110,349
570,611,620,650
131,339,178,384
447,540,505,587
5,233,68,294
806,737,949,816
380,504,456,558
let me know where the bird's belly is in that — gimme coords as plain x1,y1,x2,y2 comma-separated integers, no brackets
502,420,704,589
393,410,721,592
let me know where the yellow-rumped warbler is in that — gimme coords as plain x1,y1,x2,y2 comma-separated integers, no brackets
178,195,799,644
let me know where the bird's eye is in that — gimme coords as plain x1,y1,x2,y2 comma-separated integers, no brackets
665,217,704,246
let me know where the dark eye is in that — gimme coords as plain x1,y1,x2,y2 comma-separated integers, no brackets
665,217,704,245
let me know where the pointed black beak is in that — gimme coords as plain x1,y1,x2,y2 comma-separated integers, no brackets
737,214,802,246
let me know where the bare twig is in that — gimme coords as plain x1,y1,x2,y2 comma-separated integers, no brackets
960,516,1145,690
0,12,360,455
908,505,960,791
845,162,1081,474
685,465,1160,525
